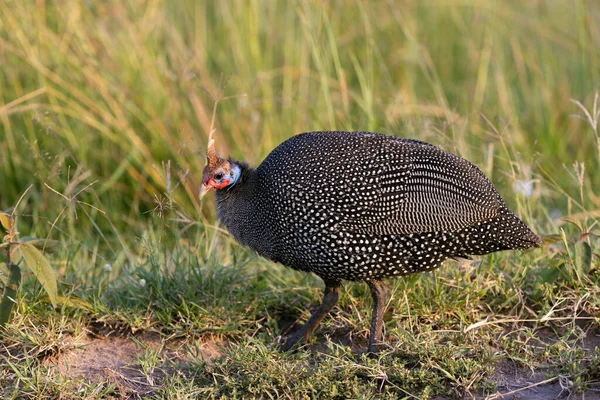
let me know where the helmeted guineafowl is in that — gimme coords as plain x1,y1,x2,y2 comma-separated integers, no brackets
200,131,541,353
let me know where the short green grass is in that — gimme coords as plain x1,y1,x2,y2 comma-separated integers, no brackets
1,0,600,399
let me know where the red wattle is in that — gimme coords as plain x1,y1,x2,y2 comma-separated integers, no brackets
213,179,231,189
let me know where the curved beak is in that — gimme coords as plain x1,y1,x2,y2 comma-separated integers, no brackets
198,183,211,200
199,174,214,200
199,183,212,200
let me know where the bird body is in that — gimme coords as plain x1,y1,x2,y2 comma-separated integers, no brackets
201,130,541,353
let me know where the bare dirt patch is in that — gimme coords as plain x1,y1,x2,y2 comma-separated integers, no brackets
43,329,222,397
488,361,574,400
483,326,600,400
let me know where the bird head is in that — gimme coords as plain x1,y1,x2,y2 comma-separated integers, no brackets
199,137,241,199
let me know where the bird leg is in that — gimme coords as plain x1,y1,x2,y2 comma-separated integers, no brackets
280,280,340,351
367,279,388,355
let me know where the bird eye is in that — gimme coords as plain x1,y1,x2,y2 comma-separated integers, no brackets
213,172,224,180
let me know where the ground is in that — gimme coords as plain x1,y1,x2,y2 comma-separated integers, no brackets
37,323,600,399
1,1,600,398
8,279,597,399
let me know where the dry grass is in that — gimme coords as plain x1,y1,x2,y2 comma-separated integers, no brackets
1,0,599,398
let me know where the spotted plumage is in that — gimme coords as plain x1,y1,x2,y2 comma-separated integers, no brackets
201,131,541,353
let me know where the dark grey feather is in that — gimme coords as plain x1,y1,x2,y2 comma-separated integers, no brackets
215,131,541,281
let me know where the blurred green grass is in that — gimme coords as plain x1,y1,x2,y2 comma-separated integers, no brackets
1,0,599,233
1,1,600,398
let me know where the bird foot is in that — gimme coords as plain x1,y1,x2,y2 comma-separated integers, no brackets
278,331,307,352
367,341,393,357
367,347,380,358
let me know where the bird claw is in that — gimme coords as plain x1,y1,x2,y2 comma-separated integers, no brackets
367,347,380,358
278,339,295,352
367,341,394,357
278,331,307,352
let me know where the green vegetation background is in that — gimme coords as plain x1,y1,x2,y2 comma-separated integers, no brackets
1,1,599,398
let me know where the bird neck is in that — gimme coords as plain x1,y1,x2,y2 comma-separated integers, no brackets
217,160,255,198
215,161,271,254
214,160,257,225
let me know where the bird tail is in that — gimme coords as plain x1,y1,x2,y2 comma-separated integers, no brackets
499,208,541,249
466,208,541,255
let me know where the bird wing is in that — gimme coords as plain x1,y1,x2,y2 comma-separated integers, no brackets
336,139,503,235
